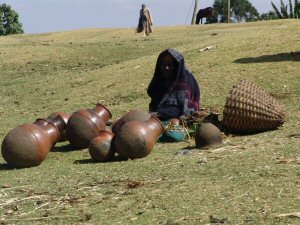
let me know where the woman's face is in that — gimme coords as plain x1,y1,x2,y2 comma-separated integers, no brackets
160,54,177,79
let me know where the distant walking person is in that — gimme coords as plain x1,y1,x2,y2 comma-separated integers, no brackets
136,4,153,36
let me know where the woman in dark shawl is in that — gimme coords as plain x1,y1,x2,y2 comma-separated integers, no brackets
147,48,200,121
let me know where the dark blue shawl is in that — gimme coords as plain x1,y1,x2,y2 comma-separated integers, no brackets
147,48,200,120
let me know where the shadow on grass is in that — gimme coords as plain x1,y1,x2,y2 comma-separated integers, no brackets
74,155,128,164
181,145,198,150
74,158,95,164
51,144,81,152
287,133,300,138
0,163,39,171
0,163,15,171
234,51,300,63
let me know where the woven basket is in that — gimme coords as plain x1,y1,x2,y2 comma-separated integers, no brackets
223,80,285,134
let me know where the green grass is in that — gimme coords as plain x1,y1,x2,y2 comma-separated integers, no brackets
0,20,299,224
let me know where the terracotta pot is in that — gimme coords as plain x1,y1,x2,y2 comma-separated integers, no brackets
111,109,151,134
89,130,115,162
1,116,64,168
34,111,71,142
114,116,165,159
195,123,222,148
66,103,112,149
48,112,70,141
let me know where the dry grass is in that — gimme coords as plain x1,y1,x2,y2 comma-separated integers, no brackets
0,20,299,224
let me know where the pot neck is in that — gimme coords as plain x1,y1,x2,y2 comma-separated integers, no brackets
147,116,166,133
93,103,112,122
34,117,63,143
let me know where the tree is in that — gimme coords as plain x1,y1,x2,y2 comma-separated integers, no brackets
231,0,259,22
260,11,278,20
271,0,300,19
227,0,231,23
213,0,259,23
213,0,228,22
294,0,300,18
289,0,294,18
0,3,24,36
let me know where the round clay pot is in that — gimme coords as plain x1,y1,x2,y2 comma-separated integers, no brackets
111,109,151,134
89,130,115,162
66,104,112,149
195,123,222,148
1,116,63,168
114,116,165,159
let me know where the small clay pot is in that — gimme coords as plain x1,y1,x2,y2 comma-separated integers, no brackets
89,130,115,162
66,103,112,149
114,116,165,159
111,109,151,134
195,123,222,148
1,116,64,168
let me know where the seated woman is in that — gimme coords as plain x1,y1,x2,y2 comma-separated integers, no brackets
147,48,200,141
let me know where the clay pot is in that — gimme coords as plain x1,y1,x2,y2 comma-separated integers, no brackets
195,123,222,148
114,116,165,159
66,104,112,149
1,116,65,168
34,111,71,142
111,109,151,134
48,112,70,141
89,130,115,162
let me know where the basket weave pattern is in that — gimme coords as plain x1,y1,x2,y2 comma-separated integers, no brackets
223,80,285,134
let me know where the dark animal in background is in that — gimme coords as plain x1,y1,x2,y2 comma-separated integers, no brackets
196,7,215,24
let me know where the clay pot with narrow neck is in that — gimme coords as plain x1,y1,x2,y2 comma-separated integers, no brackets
34,111,71,142
111,109,151,134
89,130,115,162
114,116,165,159
1,115,65,168
66,103,112,149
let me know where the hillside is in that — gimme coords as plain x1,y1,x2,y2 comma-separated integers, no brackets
0,20,299,224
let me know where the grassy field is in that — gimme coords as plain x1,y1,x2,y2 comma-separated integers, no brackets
0,20,299,225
